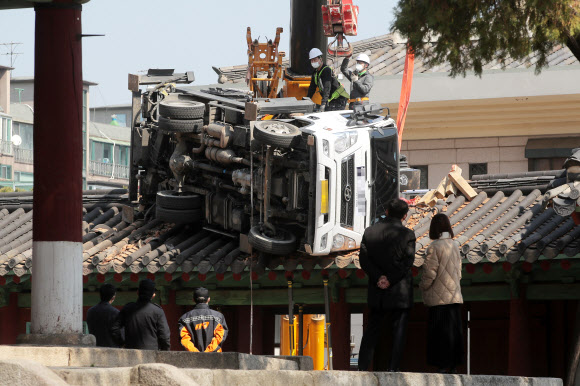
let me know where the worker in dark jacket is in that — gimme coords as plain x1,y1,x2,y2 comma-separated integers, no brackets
307,47,349,112
178,287,228,352
87,284,122,347
358,198,416,372
112,279,171,351
341,53,374,109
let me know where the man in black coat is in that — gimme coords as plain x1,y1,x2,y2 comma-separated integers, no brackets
358,198,416,371
87,284,121,347
112,279,171,351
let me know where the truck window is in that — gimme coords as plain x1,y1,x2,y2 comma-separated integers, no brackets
369,129,399,221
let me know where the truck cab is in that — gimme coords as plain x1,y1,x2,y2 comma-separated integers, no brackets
129,70,399,258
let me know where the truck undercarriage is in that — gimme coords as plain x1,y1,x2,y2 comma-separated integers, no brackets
129,69,399,258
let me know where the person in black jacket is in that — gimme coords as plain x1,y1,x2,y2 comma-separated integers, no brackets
178,287,228,352
87,284,122,347
306,47,349,112
111,279,171,351
358,198,416,371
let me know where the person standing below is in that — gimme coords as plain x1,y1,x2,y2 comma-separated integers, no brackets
307,47,349,112
111,279,171,351
341,53,374,109
178,287,228,352
358,198,416,372
87,284,121,347
420,213,464,373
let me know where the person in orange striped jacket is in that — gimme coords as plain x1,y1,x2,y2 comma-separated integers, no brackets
178,287,228,352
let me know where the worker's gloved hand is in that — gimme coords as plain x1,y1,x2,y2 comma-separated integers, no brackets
351,74,359,82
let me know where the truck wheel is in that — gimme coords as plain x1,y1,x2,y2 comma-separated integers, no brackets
156,206,202,224
248,226,296,255
158,116,204,133
159,100,205,119
253,121,301,148
156,190,203,210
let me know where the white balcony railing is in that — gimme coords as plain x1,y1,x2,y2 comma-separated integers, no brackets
0,140,13,156
14,148,33,164
89,161,129,180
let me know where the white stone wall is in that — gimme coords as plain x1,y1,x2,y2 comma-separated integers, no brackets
402,136,532,188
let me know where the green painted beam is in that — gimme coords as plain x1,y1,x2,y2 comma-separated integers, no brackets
176,287,326,306
17,291,159,308
526,283,580,300
10,281,578,308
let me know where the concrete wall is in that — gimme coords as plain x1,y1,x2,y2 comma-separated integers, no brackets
370,65,580,104
403,136,523,188
9,80,34,105
0,68,10,115
401,134,580,189
90,106,132,127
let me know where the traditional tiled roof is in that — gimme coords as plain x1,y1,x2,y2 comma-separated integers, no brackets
0,173,578,282
217,34,580,83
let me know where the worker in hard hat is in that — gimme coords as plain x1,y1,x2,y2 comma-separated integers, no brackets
307,48,349,112
341,53,374,109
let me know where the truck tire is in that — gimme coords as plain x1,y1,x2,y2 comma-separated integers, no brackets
156,206,202,224
248,226,296,255
159,100,205,119
253,121,301,148
156,190,203,210
158,116,204,133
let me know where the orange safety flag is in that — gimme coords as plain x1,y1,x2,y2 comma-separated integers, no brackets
396,45,415,151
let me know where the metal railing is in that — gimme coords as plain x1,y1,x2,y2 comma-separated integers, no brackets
89,161,130,180
0,140,13,155
14,148,33,164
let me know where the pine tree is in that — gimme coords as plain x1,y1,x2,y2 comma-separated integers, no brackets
392,0,580,76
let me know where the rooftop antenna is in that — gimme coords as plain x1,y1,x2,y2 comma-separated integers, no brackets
0,42,23,75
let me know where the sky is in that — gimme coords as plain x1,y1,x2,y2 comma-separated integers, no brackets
0,0,398,107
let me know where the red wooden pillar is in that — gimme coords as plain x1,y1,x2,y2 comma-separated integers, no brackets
0,293,20,344
508,296,533,376
330,287,351,370
31,0,84,337
549,301,566,379
160,289,184,351
261,309,276,355
235,305,264,354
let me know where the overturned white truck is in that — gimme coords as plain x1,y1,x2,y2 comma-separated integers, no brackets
128,70,399,257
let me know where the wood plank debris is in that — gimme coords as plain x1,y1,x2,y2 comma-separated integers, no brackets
414,164,478,207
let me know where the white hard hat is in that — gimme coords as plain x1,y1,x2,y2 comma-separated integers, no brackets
309,48,323,60
355,53,370,65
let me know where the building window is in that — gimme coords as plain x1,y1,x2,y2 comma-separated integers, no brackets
413,165,428,189
14,171,33,182
0,116,12,141
528,158,567,172
12,121,33,149
469,163,488,179
0,165,12,180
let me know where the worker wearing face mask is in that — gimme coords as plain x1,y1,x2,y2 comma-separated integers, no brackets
306,48,349,112
341,53,374,109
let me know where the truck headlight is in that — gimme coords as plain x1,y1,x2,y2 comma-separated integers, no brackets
332,234,344,249
320,233,328,250
331,234,357,251
334,131,358,153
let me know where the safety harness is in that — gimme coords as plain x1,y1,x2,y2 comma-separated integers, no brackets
314,66,350,102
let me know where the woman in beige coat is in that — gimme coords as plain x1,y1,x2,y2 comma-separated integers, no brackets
420,213,464,373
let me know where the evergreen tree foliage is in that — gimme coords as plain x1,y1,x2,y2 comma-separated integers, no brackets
392,0,580,76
